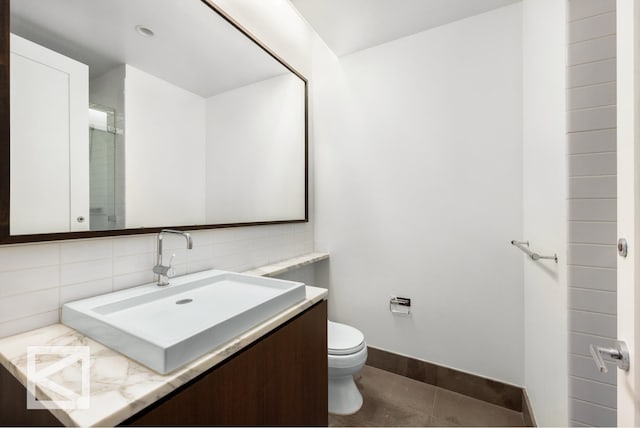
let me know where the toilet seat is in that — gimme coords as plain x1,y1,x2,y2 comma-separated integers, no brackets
328,321,365,355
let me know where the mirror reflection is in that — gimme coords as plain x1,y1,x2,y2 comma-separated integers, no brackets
9,0,306,236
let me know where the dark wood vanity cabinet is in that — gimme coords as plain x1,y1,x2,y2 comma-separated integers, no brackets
0,300,328,427
125,300,328,426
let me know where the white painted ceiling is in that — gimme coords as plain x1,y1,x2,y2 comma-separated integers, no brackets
10,0,289,97
290,0,522,57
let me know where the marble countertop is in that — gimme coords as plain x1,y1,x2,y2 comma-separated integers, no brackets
243,252,329,277
0,254,329,427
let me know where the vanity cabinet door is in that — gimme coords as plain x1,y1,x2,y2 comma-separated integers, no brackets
125,300,328,427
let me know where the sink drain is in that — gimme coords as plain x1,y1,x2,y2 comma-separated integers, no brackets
176,299,193,305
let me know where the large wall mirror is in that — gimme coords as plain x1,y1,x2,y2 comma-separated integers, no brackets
0,0,308,243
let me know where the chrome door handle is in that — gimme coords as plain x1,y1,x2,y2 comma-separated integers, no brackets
590,341,630,373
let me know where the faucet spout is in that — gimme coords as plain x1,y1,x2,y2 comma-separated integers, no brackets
154,229,193,286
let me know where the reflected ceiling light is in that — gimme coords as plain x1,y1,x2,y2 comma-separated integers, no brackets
135,25,155,37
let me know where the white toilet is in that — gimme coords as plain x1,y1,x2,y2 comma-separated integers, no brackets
328,321,367,415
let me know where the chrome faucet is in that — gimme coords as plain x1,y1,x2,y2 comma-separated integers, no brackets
153,229,193,286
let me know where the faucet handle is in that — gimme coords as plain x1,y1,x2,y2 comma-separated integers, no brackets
167,253,176,278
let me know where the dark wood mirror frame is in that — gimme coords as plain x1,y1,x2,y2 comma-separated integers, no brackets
0,0,308,245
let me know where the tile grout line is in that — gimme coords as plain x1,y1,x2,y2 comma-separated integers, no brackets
570,330,618,340
570,307,617,316
568,151,617,156
568,9,616,24
568,32,616,46
430,386,439,421
566,81,616,91
0,308,59,328
570,374,616,388
570,396,617,411
568,103,616,113
569,80,617,91
568,55,617,68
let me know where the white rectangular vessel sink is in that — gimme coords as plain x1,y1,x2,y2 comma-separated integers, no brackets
62,270,306,374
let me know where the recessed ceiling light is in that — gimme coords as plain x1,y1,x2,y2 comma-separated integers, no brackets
135,25,155,37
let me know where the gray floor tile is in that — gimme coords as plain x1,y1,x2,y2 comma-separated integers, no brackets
330,365,435,427
330,365,527,427
429,415,460,426
432,388,525,427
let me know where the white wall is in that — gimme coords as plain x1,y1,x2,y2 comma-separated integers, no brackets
0,0,315,340
124,65,207,228
314,4,525,385
522,1,568,425
205,74,305,223
90,66,125,120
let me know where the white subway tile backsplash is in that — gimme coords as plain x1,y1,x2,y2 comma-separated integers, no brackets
570,354,616,386
571,399,616,427
568,244,616,269
0,243,59,272
187,244,214,263
185,230,211,245
0,288,58,324
211,241,242,259
568,82,616,111
569,266,616,291
113,271,155,291
568,59,616,88
569,153,616,177
569,12,616,44
568,0,616,22
568,129,616,154
113,253,155,276
568,221,616,245
568,176,616,199
61,258,112,286
229,262,253,273
113,235,155,255
568,106,616,132
570,310,616,337
60,278,113,305
209,228,239,244
60,238,112,264
0,266,59,298
187,260,215,274
213,252,247,271
0,310,59,338
570,377,616,409
568,199,616,221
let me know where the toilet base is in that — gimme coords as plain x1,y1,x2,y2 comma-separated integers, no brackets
328,374,363,415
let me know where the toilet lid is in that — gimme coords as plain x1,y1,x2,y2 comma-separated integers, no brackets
328,321,365,355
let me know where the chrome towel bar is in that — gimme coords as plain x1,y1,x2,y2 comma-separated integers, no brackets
511,240,558,263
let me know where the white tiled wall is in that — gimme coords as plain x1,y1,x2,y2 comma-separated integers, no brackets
567,0,617,425
0,224,313,339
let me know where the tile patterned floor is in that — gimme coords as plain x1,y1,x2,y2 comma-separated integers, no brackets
329,366,526,427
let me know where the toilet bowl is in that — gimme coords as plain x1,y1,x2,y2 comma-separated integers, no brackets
328,321,367,415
